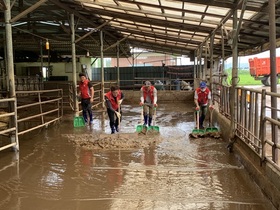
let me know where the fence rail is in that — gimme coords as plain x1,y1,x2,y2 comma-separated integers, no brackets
16,89,63,136
119,78,193,91
216,83,280,170
0,89,63,152
0,97,19,151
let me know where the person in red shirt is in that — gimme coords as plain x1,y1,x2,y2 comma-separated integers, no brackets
78,72,94,125
139,81,158,127
194,81,213,129
105,85,124,134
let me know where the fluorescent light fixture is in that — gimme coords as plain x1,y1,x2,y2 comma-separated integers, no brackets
12,22,27,27
39,21,60,26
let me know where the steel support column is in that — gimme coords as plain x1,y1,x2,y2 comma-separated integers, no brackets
117,43,120,86
71,14,78,114
194,50,197,79
230,8,238,139
199,45,202,79
100,30,105,108
269,0,278,164
210,35,214,96
4,0,15,98
4,0,18,151
204,42,208,80
221,27,225,75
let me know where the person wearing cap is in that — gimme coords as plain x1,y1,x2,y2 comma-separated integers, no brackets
78,72,94,125
194,81,213,129
105,85,124,134
140,81,158,127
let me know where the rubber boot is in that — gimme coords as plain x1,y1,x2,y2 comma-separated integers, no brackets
148,117,153,126
144,115,148,126
115,119,119,132
111,126,115,134
89,112,93,124
82,110,88,124
199,115,205,129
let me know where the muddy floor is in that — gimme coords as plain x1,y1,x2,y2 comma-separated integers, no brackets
0,102,276,210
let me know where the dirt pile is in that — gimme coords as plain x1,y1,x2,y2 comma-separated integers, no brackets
189,131,221,139
63,131,162,150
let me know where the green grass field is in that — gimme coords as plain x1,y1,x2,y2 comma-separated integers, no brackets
225,69,262,86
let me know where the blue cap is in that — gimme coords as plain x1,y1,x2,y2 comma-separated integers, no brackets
200,81,207,88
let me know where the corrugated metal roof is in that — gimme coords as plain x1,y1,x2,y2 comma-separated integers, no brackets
0,0,279,60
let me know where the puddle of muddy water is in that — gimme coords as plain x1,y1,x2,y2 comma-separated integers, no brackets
0,103,276,210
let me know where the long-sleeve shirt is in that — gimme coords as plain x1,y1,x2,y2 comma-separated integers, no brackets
105,91,124,112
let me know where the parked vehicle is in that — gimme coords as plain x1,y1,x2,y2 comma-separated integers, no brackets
248,57,280,86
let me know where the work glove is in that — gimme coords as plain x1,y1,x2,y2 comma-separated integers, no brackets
209,105,214,110
139,102,143,106
195,106,200,111
153,103,158,108
115,111,121,119
118,99,123,105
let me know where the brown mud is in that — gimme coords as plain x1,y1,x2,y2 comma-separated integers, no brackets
0,102,275,210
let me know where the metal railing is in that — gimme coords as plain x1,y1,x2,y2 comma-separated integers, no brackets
260,90,280,168
16,89,63,136
91,83,103,108
43,81,72,108
15,76,43,91
120,78,194,91
58,79,194,112
0,97,19,151
70,81,117,113
0,89,63,152
91,81,117,108
216,83,280,170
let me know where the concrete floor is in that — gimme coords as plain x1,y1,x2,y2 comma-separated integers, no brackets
0,102,276,210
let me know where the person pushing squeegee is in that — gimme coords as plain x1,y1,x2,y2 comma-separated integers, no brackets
138,81,159,132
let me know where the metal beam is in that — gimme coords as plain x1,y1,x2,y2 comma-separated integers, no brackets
79,5,214,34
75,18,114,43
82,1,228,25
0,0,7,10
49,0,129,58
103,35,129,52
10,0,47,23
49,0,116,40
232,0,248,48
200,0,244,49
104,25,202,45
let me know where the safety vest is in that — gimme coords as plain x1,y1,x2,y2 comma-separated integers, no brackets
142,85,155,103
105,90,121,110
196,87,210,105
79,79,91,99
